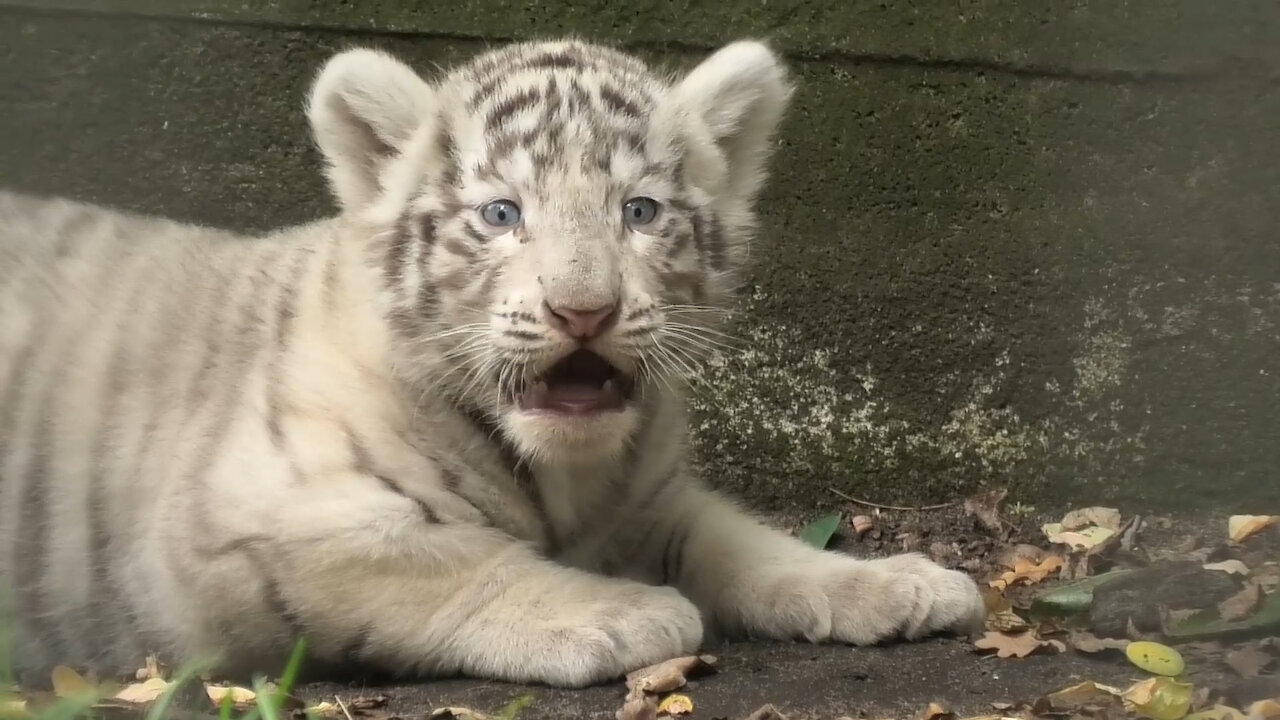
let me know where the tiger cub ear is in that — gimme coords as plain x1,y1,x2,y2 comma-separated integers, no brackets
652,40,793,204
308,48,434,212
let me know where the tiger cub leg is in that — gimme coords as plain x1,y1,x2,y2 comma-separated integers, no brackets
223,474,703,687
611,480,985,646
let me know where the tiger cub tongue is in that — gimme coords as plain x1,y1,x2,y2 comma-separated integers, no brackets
519,379,624,413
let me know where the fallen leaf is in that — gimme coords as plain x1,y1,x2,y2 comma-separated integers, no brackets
432,708,490,720
205,684,255,707
985,608,1030,633
1219,583,1265,622
1246,699,1280,720
657,694,693,716
1,693,27,719
1028,569,1133,620
49,666,95,700
1046,525,1117,552
1205,561,1253,576
963,488,1007,534
996,544,1047,569
989,554,1064,590
798,512,842,549
1165,586,1280,640
850,515,875,534
624,655,717,696
1126,641,1187,676
1121,515,1143,551
1062,507,1123,531
1229,516,1278,544
346,695,390,712
1068,630,1129,653
1123,677,1194,720
742,706,789,720
921,701,954,720
973,630,1066,659
616,696,657,720
113,678,171,704
1185,705,1248,720
1033,681,1125,715
1224,645,1275,678
307,701,340,717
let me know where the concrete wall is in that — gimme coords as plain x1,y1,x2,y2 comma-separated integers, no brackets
1,2,1276,513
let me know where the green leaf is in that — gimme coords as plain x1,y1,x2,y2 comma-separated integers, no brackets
798,512,843,549
1164,587,1280,641
495,693,535,720
1028,569,1134,621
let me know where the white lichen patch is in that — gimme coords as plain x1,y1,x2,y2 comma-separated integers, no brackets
689,276,1278,503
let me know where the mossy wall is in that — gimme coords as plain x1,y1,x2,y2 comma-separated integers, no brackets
1,2,1276,513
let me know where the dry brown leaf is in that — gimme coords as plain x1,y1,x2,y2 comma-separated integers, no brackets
1,693,28,719
1246,700,1280,720
850,515,875,534
1229,516,1278,544
964,489,1008,534
1033,681,1125,715
1224,645,1275,678
1122,676,1195,720
1218,583,1265,621
112,678,170,704
345,695,390,712
988,555,1064,590
624,655,716,696
49,666,94,700
995,544,1047,569
973,630,1065,659
615,696,658,720
1205,560,1253,576
431,708,490,720
742,705,789,720
657,694,693,716
921,701,954,720
205,684,256,707
1068,630,1130,653
1062,507,1123,531
985,608,1030,633
1045,526,1117,552
1187,706,1249,720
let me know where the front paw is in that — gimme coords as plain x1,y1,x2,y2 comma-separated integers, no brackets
540,584,704,687
824,553,985,644
727,553,984,645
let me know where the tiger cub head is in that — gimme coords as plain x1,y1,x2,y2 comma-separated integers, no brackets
308,39,791,464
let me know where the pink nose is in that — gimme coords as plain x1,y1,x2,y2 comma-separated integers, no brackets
544,301,620,339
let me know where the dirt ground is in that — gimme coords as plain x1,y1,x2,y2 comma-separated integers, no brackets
297,638,1133,720
283,504,1280,720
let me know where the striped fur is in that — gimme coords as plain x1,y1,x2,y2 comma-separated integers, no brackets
0,39,983,687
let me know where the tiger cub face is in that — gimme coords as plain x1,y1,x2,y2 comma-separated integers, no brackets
309,40,790,463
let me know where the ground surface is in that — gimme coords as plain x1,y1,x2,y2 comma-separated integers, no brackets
297,638,1131,720
274,505,1277,720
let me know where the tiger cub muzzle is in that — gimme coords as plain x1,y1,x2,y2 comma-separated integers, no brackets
513,349,637,415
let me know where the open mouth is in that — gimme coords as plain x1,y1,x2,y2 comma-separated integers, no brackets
514,350,636,415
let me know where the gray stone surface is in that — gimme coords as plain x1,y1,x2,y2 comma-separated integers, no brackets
0,5,1276,514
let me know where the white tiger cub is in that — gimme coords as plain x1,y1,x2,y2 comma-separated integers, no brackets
0,38,984,686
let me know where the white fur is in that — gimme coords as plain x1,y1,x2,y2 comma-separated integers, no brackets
0,39,984,687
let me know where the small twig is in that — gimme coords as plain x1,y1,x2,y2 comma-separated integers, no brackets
828,486,958,512
335,695,355,720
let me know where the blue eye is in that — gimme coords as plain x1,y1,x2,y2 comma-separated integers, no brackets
622,197,660,229
481,200,522,227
